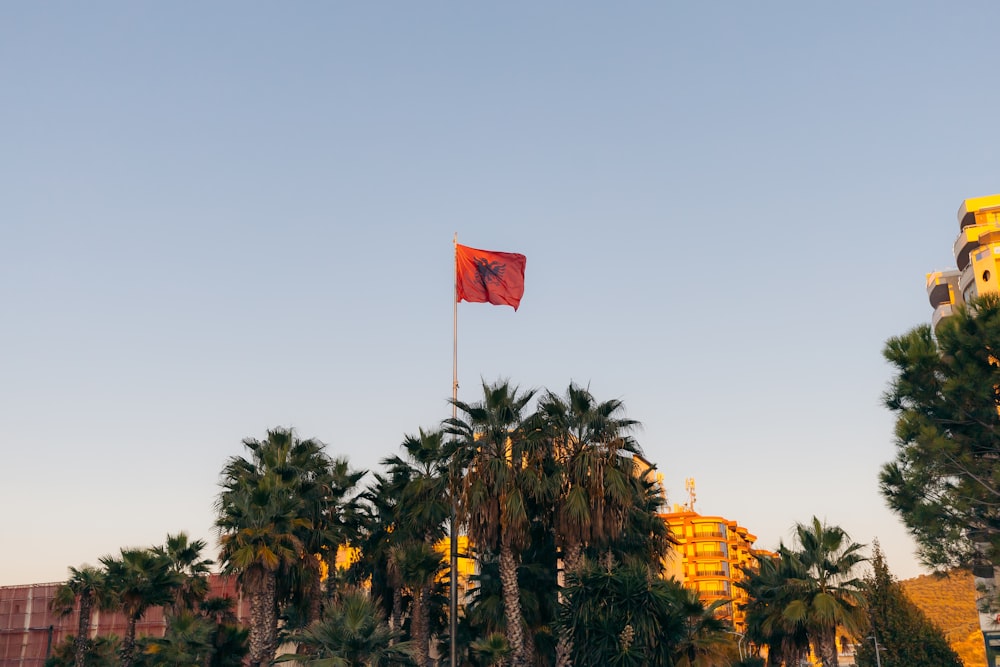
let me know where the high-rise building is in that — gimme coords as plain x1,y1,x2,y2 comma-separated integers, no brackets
927,194,1000,327
660,484,769,632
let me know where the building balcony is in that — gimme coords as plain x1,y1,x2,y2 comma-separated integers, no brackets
959,263,976,298
692,530,727,539
696,588,731,599
954,221,1000,270
927,270,961,308
693,570,728,578
958,194,1000,230
931,302,954,331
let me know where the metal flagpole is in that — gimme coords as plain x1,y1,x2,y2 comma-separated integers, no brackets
450,233,459,667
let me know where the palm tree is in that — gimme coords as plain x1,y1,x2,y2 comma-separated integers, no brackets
737,552,810,667
45,634,120,667
277,588,414,666
461,537,559,667
445,379,538,667
51,565,110,667
559,559,686,667
289,450,364,627
469,633,511,666
535,384,679,666
153,532,213,617
377,429,455,665
351,472,406,631
383,429,454,547
534,383,641,575
134,610,214,666
217,468,306,667
391,541,444,667
198,596,250,667
238,430,331,628
217,428,365,664
607,469,674,569
783,518,867,667
671,589,736,667
100,548,179,667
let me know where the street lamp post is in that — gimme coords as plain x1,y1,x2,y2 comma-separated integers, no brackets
726,631,747,662
868,634,882,667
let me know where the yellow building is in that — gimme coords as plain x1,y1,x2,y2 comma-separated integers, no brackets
927,193,1000,327
661,508,767,632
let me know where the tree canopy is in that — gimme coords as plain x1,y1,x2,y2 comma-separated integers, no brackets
854,541,962,667
881,293,1000,568
48,375,892,667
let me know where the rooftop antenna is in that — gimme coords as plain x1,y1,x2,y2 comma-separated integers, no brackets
685,477,696,512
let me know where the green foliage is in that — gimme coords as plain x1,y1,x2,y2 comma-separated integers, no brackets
882,293,1000,568
738,518,866,667
379,428,455,665
52,536,234,667
738,552,810,667
532,382,642,566
206,622,250,667
135,611,214,666
445,379,539,666
51,565,113,667
854,541,962,667
53,381,849,667
100,547,181,667
100,548,181,623
559,560,735,667
51,565,109,617
460,535,559,665
784,518,867,667
446,379,539,555
131,608,248,667
469,633,511,666
444,380,671,666
216,427,365,665
45,635,120,667
277,588,415,666
153,532,213,615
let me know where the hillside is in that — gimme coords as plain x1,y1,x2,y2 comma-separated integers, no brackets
899,569,984,667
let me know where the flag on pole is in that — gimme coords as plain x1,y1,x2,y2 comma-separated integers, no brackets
455,244,527,310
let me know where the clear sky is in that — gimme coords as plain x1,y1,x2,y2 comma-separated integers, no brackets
3,3,998,586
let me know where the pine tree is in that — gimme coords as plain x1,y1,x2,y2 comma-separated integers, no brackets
881,293,1000,568
855,541,962,667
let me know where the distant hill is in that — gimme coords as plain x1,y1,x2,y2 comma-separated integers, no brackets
899,569,984,667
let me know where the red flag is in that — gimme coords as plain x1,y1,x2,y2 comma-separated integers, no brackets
455,244,527,310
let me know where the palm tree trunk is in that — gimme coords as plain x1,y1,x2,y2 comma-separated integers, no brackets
306,557,323,625
522,626,537,667
391,587,403,636
121,614,138,667
562,542,583,576
412,584,430,667
780,638,802,667
555,634,573,667
498,544,527,667
74,595,92,667
818,631,839,667
248,572,278,667
248,587,266,666
555,541,582,667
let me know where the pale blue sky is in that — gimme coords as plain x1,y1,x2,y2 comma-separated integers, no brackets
3,3,998,585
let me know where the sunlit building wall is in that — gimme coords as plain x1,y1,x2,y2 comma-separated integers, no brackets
661,509,766,632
